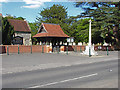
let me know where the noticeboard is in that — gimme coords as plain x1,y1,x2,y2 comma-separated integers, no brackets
12,36,23,45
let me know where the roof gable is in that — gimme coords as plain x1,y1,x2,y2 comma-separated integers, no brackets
38,23,47,33
33,23,69,38
8,19,31,32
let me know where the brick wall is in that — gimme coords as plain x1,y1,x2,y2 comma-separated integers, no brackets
1,45,47,54
0,45,115,54
32,45,46,53
0,46,6,54
64,45,114,51
64,45,85,51
94,46,114,51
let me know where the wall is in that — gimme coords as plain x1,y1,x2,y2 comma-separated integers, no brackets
94,46,114,51
1,45,114,54
0,46,6,54
1,45,47,54
63,45,114,51
15,32,31,45
64,45,85,51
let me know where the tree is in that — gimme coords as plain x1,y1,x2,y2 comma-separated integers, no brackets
92,31,104,44
29,22,40,45
6,14,25,20
36,4,67,24
90,3,120,46
36,4,79,43
75,2,120,49
74,18,89,43
2,17,14,45
36,4,71,36
16,17,25,20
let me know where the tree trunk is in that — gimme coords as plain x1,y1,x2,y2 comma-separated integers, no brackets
113,25,120,50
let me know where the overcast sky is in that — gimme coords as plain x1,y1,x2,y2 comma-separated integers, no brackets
0,0,84,22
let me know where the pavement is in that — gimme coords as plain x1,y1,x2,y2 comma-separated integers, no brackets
1,51,119,74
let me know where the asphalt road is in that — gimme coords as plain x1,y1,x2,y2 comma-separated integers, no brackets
2,51,118,74
2,59,118,88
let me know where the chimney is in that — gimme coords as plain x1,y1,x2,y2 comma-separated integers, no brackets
0,13,2,17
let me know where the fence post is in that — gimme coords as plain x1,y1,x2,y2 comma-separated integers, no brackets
7,46,9,55
42,45,44,53
31,45,32,54
84,46,86,51
57,46,59,54
89,47,91,57
80,46,82,52
66,46,68,55
74,46,77,52
107,46,109,55
18,45,19,54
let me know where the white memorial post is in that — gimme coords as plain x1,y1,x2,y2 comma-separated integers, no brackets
89,19,92,47
82,19,98,56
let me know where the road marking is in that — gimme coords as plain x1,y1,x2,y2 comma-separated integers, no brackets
29,73,98,88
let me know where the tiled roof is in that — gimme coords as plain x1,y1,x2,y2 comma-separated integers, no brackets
33,23,69,38
8,19,31,32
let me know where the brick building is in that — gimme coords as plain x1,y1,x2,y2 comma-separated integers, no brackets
0,13,2,17
8,19,32,45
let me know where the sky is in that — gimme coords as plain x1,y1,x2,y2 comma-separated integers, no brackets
0,0,84,23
